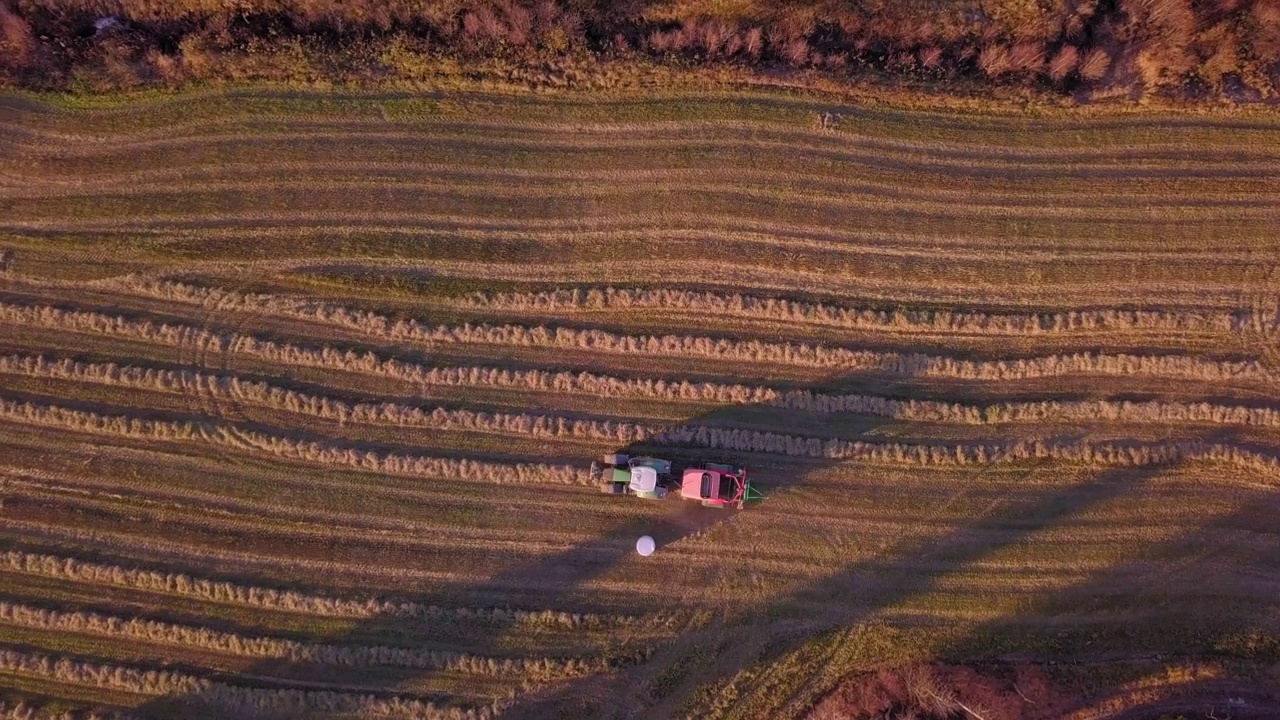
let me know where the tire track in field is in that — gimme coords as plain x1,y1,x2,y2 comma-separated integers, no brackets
7,119,1280,172
6,213,1276,270
7,165,1276,216
9,188,1280,237
7,85,1280,140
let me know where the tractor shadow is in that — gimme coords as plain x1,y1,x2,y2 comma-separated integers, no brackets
122,368,905,718
501,426,1280,719
124,373,1277,719
504,464,1150,719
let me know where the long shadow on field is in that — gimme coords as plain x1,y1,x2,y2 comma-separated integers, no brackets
124,374,1280,720
123,375,900,719
504,466,1146,719
891,467,1280,720
959,483,1280,720
503,422,1280,720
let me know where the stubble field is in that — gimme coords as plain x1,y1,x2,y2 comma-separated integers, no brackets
1,88,1279,719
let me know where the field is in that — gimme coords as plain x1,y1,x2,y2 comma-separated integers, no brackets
1,87,1280,719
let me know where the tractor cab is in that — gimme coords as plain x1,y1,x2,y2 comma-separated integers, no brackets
628,465,663,497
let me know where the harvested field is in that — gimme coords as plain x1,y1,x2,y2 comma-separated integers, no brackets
1,87,1280,720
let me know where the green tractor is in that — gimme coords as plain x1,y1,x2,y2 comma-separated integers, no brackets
591,453,675,499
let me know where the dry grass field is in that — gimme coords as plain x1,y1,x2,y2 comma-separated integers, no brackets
1,87,1280,719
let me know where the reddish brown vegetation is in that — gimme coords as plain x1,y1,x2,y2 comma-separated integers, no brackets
809,661,1280,720
0,0,1276,101
808,663,1074,720
1048,45,1080,81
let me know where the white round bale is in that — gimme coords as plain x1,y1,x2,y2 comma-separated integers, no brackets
636,535,656,557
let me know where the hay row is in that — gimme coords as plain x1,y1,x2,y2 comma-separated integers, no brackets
459,287,1245,335
89,276,1246,340
0,649,489,719
0,601,603,679
0,396,585,486
0,354,650,444
653,425,1280,477
0,700,126,720
0,550,611,628
4,392,1279,483
7,355,1280,441
773,391,1280,427
6,295,1271,385
0,466,594,551
0,297,785,399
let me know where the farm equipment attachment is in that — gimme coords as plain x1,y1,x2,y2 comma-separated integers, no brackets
680,462,760,509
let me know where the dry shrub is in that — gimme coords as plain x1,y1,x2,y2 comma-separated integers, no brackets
1048,45,1080,80
742,26,763,58
0,0,1272,99
919,46,943,69
0,699,126,720
0,4,33,69
143,48,182,84
1063,13,1086,41
1250,3,1280,65
1130,0,1197,34
462,6,506,48
1009,41,1045,73
781,37,811,66
1079,47,1111,80
901,665,992,719
1125,0,1197,88
698,20,733,57
979,44,1013,76
1198,22,1241,88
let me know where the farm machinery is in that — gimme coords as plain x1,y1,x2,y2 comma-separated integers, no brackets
592,454,761,508
593,454,674,499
